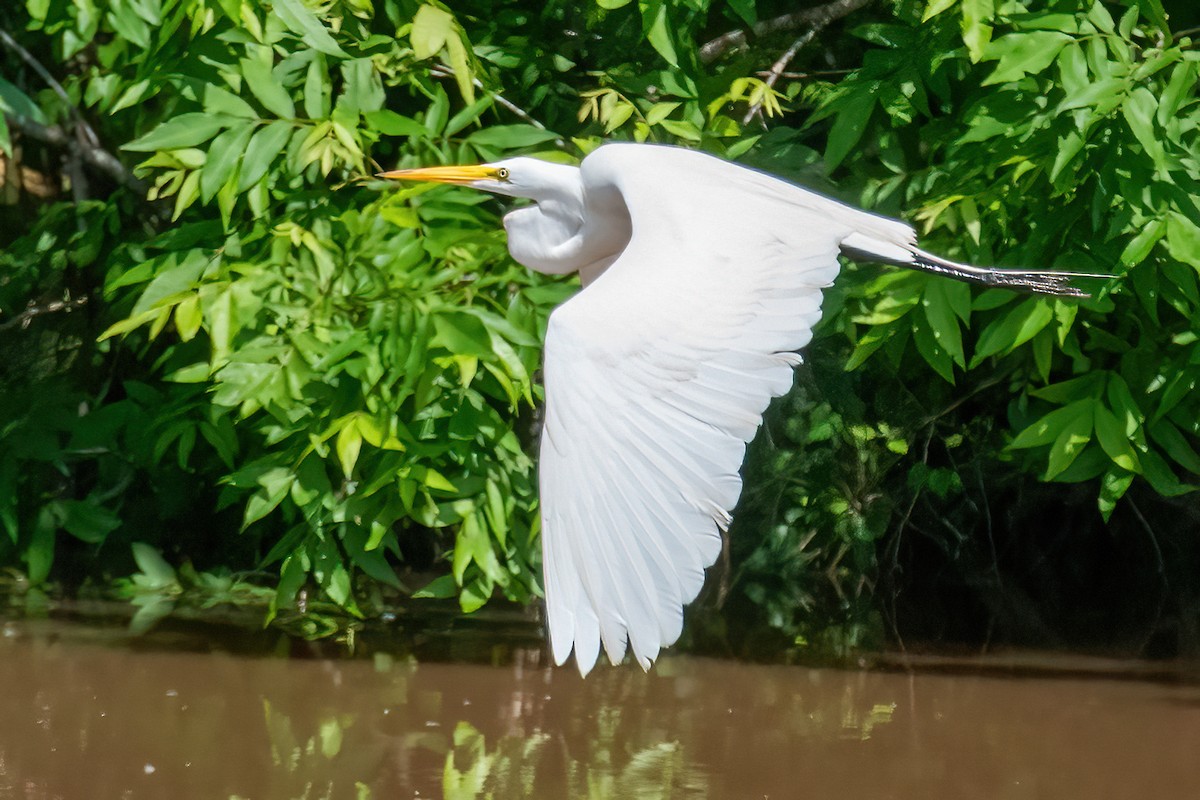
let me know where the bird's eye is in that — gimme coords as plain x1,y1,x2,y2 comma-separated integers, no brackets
497,167,510,180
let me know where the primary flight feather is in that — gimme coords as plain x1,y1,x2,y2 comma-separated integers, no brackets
380,143,1099,676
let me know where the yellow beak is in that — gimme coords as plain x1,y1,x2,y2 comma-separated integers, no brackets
376,165,499,185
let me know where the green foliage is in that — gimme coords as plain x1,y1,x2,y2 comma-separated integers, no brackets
2,0,1198,653
3,0,574,620
817,0,1200,524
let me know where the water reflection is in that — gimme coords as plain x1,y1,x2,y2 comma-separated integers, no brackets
0,617,1197,799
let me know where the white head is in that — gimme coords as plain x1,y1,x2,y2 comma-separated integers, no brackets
378,156,580,203
379,155,625,280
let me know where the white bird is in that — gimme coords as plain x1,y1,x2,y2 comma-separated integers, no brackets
380,143,1096,676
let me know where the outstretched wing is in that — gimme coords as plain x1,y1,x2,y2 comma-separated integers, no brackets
539,144,913,675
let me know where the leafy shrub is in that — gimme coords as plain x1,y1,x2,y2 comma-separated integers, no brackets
2,0,1197,653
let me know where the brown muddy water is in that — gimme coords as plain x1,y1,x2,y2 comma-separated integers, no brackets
2,615,1199,799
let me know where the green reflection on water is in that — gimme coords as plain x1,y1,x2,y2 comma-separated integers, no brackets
442,714,705,800
239,658,895,799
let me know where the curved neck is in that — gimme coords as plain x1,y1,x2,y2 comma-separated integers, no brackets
503,180,630,282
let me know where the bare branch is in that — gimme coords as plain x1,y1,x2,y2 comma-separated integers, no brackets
1,29,146,199
0,29,101,149
754,68,853,80
742,28,819,126
700,0,873,64
427,65,570,151
0,292,89,333
4,111,146,194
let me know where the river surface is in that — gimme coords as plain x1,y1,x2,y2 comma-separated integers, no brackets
1,614,1198,799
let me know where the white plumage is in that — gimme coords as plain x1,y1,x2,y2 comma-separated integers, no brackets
380,143,1095,676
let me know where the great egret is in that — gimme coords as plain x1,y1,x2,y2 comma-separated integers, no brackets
380,143,1098,676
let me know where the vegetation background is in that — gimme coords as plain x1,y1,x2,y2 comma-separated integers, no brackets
1,0,1198,658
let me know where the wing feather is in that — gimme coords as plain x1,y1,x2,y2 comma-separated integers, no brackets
539,144,871,674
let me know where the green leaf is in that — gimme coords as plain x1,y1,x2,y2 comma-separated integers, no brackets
59,500,120,544
243,467,295,528
467,125,560,149
202,84,258,119
658,118,701,141
124,113,234,151
444,32,475,104
172,170,201,220
1029,373,1104,404
364,110,428,138
1140,449,1195,497
132,542,178,589
27,507,55,585
239,120,293,191
339,57,385,114
1010,399,1093,449
273,0,348,56
273,552,309,616
411,4,453,60
922,280,965,367
1121,218,1165,266
0,77,47,123
1122,87,1166,170
960,0,994,62
726,0,755,26
824,89,875,172
1045,402,1094,479
459,576,492,613
912,309,955,383
413,573,458,599
1138,0,1169,34
1158,61,1196,125
445,96,493,137
1098,468,1134,521
1093,404,1140,472
240,57,296,119
1050,130,1084,182
639,0,679,67
1149,419,1200,475
304,54,331,118
971,299,1052,365
337,421,363,478
131,250,209,317
433,311,492,357
982,31,1073,85
922,0,957,21
1165,211,1200,268
174,296,201,343
201,122,254,202
325,562,353,607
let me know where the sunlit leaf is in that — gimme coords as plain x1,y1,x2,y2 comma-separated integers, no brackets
273,0,347,56
1045,403,1094,479
1010,399,1093,450
240,57,295,119
411,4,453,60
982,31,1072,85
201,122,254,202
124,113,234,151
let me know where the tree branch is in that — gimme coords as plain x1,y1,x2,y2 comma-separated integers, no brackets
0,28,146,197
427,65,570,151
742,28,820,126
700,0,874,64
4,111,146,194
0,29,101,149
0,292,89,333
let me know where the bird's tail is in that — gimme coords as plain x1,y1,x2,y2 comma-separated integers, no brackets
840,230,1109,299
908,248,1108,298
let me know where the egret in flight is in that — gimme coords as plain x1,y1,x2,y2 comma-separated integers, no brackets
380,143,1097,676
